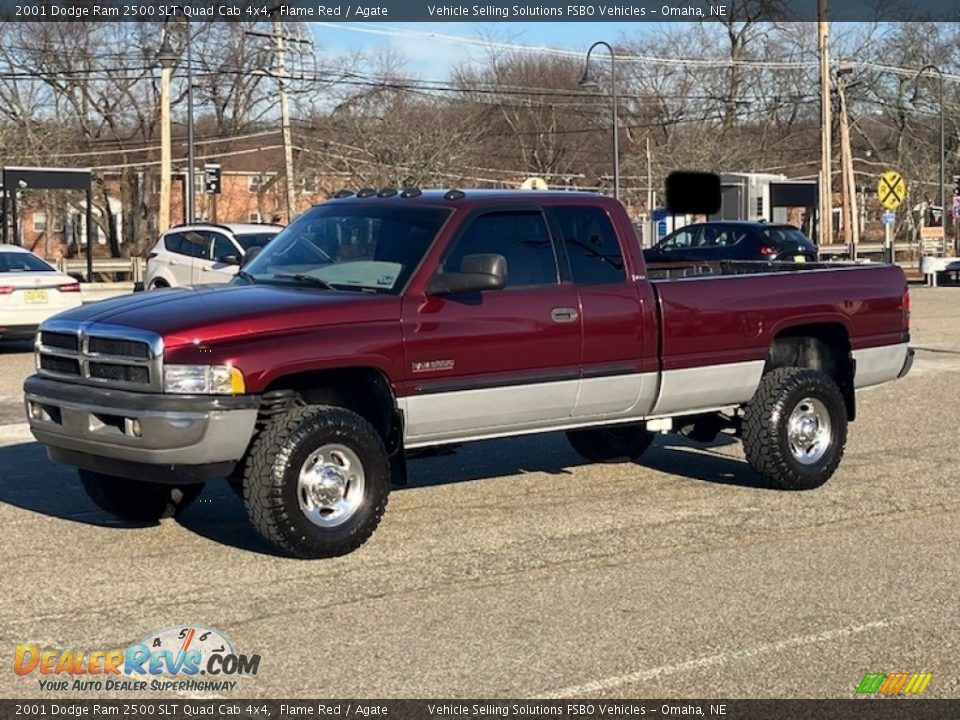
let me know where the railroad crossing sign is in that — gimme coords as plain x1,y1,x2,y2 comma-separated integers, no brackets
877,170,906,210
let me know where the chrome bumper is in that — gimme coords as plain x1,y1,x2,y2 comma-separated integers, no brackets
24,375,259,468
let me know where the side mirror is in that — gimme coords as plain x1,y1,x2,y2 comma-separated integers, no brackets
219,254,241,266
427,253,507,295
240,246,262,267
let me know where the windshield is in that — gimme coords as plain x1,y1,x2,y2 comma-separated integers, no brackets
238,203,450,293
0,251,55,272
235,232,280,252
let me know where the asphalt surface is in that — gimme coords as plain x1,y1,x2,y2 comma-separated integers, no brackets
1,286,958,700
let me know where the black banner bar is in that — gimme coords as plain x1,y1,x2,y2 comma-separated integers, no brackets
0,0,959,23
2,700,958,720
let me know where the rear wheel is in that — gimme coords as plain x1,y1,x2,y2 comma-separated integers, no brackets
243,405,390,558
742,367,847,490
150,278,169,290
79,470,202,521
566,424,655,463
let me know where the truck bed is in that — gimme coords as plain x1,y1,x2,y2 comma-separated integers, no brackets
645,261,908,417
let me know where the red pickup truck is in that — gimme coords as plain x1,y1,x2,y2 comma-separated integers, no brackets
24,190,912,558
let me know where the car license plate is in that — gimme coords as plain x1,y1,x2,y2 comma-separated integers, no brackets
794,255,806,263
24,289,48,304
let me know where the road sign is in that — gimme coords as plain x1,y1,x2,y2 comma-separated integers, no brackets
877,170,906,210
881,211,895,225
657,220,667,238
204,164,221,195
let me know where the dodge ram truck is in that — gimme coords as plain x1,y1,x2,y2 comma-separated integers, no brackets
24,189,913,558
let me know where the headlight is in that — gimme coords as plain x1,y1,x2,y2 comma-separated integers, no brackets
163,365,245,395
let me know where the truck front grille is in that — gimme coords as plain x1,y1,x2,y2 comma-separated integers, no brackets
88,362,150,384
35,321,163,391
39,331,79,352
87,337,150,358
40,355,81,376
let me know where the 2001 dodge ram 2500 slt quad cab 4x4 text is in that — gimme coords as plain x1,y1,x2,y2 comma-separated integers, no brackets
24,189,913,558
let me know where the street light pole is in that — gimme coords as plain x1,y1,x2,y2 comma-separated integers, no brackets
157,35,177,234
912,64,946,253
579,41,620,200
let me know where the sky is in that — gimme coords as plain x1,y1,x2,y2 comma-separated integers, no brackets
308,22,664,76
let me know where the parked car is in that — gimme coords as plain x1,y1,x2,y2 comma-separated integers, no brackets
25,190,911,558
0,244,82,341
144,222,283,289
644,221,819,264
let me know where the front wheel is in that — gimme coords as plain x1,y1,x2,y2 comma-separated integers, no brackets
243,405,390,558
79,470,202,521
742,367,848,490
566,424,655,463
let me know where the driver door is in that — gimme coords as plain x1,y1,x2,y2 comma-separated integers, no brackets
399,208,582,446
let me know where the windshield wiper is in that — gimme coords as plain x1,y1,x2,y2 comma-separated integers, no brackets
236,269,256,284
271,273,336,290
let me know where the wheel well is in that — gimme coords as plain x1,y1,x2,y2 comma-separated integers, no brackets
766,323,855,420
262,367,402,454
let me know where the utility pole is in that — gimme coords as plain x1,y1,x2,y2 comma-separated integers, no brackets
646,136,653,248
157,35,177,234
186,28,196,224
273,9,297,223
836,64,859,259
817,5,833,249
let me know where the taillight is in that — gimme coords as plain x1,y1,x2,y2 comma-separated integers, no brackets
57,282,81,293
902,288,911,333
759,245,777,256
146,252,158,261
0,286,13,295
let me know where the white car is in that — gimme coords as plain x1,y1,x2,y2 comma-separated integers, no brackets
144,222,283,289
0,244,83,340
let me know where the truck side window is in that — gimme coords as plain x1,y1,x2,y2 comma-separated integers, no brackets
553,206,625,284
444,211,558,287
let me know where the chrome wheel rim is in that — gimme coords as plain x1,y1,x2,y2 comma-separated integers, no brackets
297,444,365,528
786,397,832,465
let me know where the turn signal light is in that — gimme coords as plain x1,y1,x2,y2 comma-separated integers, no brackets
57,283,81,292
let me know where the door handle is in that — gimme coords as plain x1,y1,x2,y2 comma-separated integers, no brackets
550,307,579,323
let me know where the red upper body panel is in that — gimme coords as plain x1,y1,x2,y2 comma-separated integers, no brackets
49,191,909,395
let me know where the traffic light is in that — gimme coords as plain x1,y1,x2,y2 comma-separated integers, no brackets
953,174,960,195
204,164,221,195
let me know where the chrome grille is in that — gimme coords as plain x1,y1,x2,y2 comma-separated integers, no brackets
39,331,79,352
36,320,163,391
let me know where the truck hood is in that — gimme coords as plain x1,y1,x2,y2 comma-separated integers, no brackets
50,284,401,349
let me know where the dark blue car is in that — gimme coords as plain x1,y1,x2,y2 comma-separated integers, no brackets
644,221,818,264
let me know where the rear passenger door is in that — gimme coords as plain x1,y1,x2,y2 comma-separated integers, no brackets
400,208,582,445
549,205,656,419
160,232,195,286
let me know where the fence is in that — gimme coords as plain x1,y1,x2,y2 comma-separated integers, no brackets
57,257,145,283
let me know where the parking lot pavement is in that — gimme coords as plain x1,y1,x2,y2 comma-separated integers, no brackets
1,286,958,699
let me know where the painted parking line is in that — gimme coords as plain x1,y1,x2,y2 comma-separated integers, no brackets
538,616,907,698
